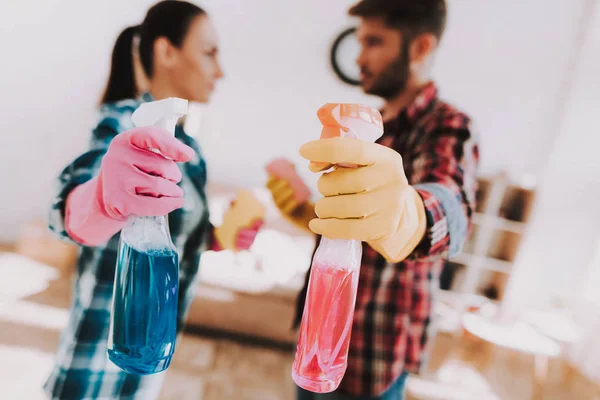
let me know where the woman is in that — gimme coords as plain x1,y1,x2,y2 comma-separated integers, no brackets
44,2,260,399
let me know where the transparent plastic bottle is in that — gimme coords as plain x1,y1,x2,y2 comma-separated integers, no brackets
292,237,362,392
292,104,383,393
107,98,187,375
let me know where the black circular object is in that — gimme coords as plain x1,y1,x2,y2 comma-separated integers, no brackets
330,27,361,86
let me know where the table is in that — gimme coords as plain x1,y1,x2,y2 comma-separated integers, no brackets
462,312,561,400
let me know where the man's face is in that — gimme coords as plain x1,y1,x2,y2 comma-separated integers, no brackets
355,17,410,99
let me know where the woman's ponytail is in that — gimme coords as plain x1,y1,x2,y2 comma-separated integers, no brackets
100,25,140,104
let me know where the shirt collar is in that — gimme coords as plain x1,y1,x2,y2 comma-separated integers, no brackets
384,82,438,132
404,82,438,124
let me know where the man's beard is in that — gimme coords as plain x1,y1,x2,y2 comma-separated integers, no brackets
361,40,410,100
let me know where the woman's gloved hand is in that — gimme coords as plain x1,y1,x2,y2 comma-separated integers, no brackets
213,189,266,252
65,126,195,246
265,159,315,232
299,137,427,262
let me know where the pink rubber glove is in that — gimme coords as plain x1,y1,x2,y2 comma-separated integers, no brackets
65,126,195,246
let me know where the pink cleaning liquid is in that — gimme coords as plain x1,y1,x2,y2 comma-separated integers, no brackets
291,103,381,393
292,239,361,393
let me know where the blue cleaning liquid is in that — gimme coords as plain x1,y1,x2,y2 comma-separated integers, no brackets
108,241,179,375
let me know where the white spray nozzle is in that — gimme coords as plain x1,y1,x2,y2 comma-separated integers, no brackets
132,97,188,136
318,103,384,143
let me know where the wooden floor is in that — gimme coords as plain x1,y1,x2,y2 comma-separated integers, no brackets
407,333,600,400
1,264,599,399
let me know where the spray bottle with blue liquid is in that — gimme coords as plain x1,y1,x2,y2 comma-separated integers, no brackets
107,98,187,375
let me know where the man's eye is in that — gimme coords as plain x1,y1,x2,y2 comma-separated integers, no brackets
366,38,382,47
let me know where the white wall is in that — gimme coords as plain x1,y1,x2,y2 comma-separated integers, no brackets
0,0,161,242
503,0,600,312
433,0,588,176
0,0,589,242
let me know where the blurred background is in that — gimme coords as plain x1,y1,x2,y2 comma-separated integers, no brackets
1,0,599,399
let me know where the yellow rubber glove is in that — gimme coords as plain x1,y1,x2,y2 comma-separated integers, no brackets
299,137,427,262
214,189,266,251
266,176,316,232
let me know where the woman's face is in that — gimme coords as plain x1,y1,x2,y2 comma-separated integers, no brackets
167,14,224,103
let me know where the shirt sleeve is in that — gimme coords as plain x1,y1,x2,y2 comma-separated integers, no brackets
48,115,125,243
410,121,479,260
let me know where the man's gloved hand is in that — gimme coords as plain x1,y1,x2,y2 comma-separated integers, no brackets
299,137,427,262
214,189,266,251
66,126,195,246
265,159,316,232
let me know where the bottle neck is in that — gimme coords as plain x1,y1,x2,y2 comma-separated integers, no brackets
122,215,175,253
315,237,362,270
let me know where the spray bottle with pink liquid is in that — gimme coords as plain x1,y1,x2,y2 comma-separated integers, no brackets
292,104,383,393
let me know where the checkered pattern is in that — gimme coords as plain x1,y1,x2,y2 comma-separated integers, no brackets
44,93,211,400
295,83,479,397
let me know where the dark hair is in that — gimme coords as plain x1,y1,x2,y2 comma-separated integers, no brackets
100,26,139,104
100,1,205,104
349,0,447,41
138,1,205,78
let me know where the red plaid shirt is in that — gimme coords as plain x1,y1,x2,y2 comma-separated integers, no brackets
294,82,479,396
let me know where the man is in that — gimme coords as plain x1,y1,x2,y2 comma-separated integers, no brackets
267,0,478,399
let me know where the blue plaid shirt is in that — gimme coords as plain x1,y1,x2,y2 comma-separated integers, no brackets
44,93,211,399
